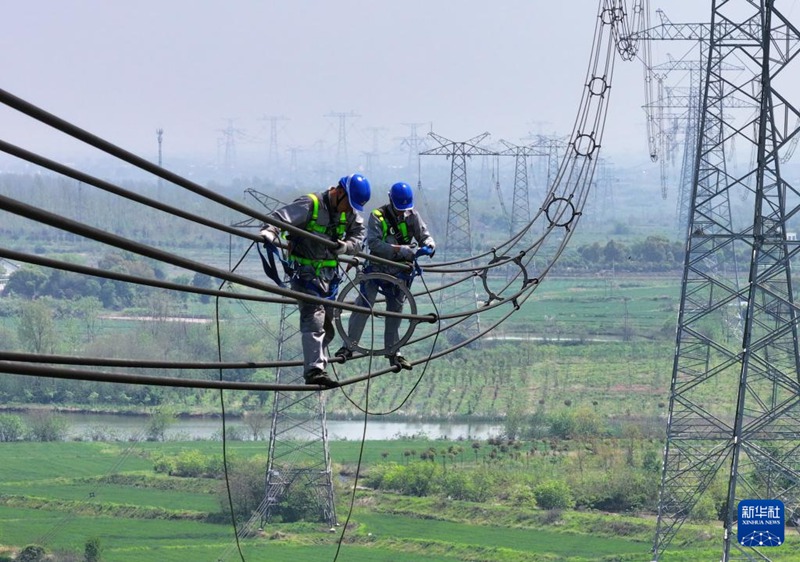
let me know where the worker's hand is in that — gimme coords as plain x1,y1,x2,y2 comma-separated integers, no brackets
415,245,435,258
333,240,348,255
260,227,279,246
397,245,416,262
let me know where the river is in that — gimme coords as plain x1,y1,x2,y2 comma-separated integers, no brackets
25,412,503,442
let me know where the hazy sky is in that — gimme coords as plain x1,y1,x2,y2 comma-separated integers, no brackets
2,1,715,170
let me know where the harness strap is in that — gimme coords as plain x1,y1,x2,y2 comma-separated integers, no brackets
306,193,347,239
257,238,289,287
373,205,410,244
289,193,348,274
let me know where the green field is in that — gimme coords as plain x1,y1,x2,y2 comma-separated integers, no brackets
1,441,798,561
2,275,798,561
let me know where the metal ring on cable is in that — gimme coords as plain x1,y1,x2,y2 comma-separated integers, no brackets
544,196,579,230
333,271,418,357
573,133,597,157
479,251,535,306
588,76,608,96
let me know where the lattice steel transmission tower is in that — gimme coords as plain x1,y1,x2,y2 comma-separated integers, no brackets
232,189,336,531
645,56,744,236
400,122,430,177
498,141,533,238
326,111,359,171
218,119,243,172
261,115,289,176
499,138,562,238
420,132,496,339
651,3,800,561
398,122,432,211
363,126,387,180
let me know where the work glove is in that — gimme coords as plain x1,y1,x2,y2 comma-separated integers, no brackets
397,245,416,262
333,240,348,255
260,227,280,246
415,245,435,258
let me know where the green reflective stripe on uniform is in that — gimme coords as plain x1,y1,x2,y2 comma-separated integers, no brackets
397,221,408,241
290,255,338,274
305,193,326,234
373,209,389,239
373,208,409,243
289,193,346,274
307,193,346,238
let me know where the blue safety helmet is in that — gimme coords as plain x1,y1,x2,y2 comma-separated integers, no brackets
389,182,414,211
338,174,371,212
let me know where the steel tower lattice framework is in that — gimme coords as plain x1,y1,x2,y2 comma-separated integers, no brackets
399,122,431,212
232,189,336,529
652,3,800,561
420,132,497,338
499,141,532,238
645,57,747,237
261,115,288,177
499,138,562,238
326,111,359,172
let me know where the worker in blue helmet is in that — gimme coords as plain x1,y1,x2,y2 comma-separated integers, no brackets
335,181,435,370
260,173,371,387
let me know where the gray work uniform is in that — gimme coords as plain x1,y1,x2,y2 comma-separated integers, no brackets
346,204,434,353
265,190,365,374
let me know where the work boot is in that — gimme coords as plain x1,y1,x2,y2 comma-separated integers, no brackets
304,368,339,388
388,354,412,371
333,346,353,362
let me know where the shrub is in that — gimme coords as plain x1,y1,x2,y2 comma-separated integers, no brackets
17,545,46,562
363,462,399,490
152,453,175,474
27,411,68,442
533,480,575,510
145,408,175,441
218,458,267,519
173,450,206,477
571,470,657,512
690,494,718,522
507,483,536,507
440,470,480,501
84,537,102,562
276,482,325,523
0,414,24,442
381,461,441,497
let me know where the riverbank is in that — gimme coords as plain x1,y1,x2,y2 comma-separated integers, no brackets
3,406,505,442
0,403,503,424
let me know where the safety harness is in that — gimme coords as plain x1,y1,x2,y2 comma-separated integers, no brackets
364,205,419,294
373,205,410,244
288,193,347,274
258,193,347,298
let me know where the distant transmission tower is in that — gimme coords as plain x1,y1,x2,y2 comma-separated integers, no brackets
644,56,743,236
420,131,496,339
231,189,337,530
286,146,302,188
261,115,288,177
498,140,553,238
218,119,243,171
400,122,430,177
325,111,359,171
398,122,431,210
363,126,386,179
650,3,800,561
